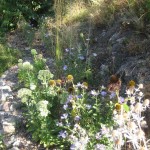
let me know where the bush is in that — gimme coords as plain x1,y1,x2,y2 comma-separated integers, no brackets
0,44,20,75
0,0,54,32
17,49,150,149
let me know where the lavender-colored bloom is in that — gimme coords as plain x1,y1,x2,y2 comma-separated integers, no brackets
58,130,67,138
61,113,68,119
77,95,82,99
65,48,70,52
74,116,80,121
86,104,92,110
78,55,85,60
66,95,73,104
70,141,81,150
101,91,107,97
70,144,76,150
109,92,116,99
119,96,125,103
95,132,102,140
63,65,68,70
93,53,97,57
76,82,82,87
63,104,68,110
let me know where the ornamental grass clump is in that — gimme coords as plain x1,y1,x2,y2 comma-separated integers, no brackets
17,50,149,149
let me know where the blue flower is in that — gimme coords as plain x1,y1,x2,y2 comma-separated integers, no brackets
101,91,107,97
74,116,80,121
63,104,68,110
109,92,116,99
61,113,68,119
58,131,67,138
63,65,68,70
119,96,125,103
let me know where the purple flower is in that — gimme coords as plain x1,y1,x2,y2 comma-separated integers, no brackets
63,104,68,110
65,48,70,52
74,116,80,121
109,92,116,99
101,91,107,97
77,95,82,99
119,96,125,103
58,130,67,138
78,55,85,60
95,132,102,140
76,82,82,87
61,113,68,119
66,95,73,104
63,65,68,70
93,53,97,57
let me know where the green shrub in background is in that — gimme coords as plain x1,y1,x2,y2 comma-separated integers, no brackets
0,0,54,32
0,44,20,76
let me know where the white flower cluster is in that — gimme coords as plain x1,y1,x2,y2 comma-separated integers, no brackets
38,70,53,83
36,100,49,117
22,61,33,70
18,88,32,98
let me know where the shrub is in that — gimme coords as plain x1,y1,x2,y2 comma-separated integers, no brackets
17,50,150,149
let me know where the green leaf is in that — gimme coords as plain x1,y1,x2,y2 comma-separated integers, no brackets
123,104,129,112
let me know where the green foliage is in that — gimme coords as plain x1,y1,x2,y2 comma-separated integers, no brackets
143,0,150,22
0,0,54,32
0,134,6,149
17,49,115,149
0,44,20,76
17,50,150,149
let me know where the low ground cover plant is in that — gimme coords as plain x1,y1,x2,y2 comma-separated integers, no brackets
17,50,149,149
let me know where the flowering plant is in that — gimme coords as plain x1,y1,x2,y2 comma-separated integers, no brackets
17,50,149,149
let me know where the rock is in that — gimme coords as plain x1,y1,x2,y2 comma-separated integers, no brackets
13,139,22,147
3,135,15,148
0,93,9,102
9,147,20,150
2,118,16,134
2,102,12,112
0,104,3,111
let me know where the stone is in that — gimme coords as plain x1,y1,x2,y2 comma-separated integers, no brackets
3,135,15,148
13,139,22,147
2,102,11,112
9,147,20,150
0,104,3,111
2,118,16,134
0,93,9,102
